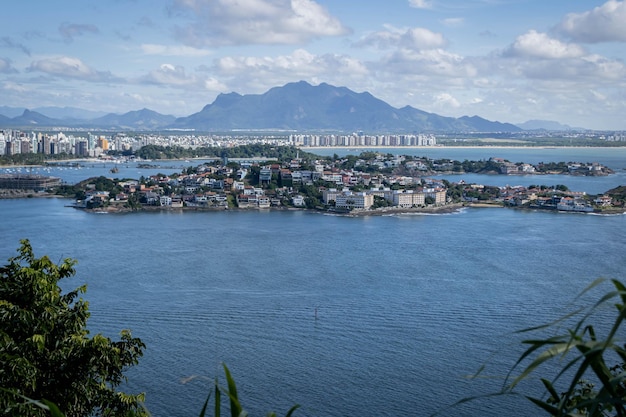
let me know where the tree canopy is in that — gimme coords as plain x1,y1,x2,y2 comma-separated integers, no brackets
0,240,146,417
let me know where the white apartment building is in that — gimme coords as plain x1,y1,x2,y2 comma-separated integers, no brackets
392,190,425,207
424,188,447,205
335,192,374,210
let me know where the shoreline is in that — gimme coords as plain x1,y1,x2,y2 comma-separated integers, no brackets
69,201,626,216
1,192,623,215
301,145,626,151
3,145,626,169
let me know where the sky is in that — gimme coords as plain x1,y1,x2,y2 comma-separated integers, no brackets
1,0,625,130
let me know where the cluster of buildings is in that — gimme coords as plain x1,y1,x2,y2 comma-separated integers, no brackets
288,133,437,147
322,186,446,210
496,184,615,212
78,155,448,212
493,158,612,176
0,129,297,158
0,130,438,159
0,130,112,157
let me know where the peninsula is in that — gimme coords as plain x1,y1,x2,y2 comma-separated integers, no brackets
2,145,623,215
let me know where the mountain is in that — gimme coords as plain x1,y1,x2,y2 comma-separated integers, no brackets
87,108,176,130
33,106,108,120
516,120,574,131
171,81,523,133
11,109,60,126
0,106,107,121
0,108,176,130
0,82,529,132
0,106,26,118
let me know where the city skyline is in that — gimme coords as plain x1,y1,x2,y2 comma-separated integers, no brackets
1,0,625,130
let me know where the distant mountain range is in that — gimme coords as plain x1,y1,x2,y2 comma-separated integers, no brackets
515,119,579,131
0,81,575,133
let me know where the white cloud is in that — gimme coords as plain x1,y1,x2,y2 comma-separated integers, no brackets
557,0,626,43
589,89,607,101
496,31,626,83
2,81,29,93
28,56,117,82
433,93,460,108
141,44,212,57
504,30,585,59
0,58,17,73
355,27,446,50
408,0,432,9
581,54,626,80
216,49,367,76
442,18,464,27
381,48,476,78
140,63,227,91
171,0,350,47
211,48,368,96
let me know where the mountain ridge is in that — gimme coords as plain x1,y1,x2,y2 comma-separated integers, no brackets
170,81,522,132
0,81,572,132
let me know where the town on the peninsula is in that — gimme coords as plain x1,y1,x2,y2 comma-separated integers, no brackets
1,130,624,215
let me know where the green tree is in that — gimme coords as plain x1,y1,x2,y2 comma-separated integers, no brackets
371,196,391,209
0,240,147,417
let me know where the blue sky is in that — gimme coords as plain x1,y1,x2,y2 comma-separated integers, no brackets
1,0,625,129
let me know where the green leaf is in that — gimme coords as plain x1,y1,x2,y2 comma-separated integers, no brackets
526,396,560,415
215,376,221,417
540,378,560,403
222,363,243,417
198,390,212,417
41,400,67,417
285,404,301,417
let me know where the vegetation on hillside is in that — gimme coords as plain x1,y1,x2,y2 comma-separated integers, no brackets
606,186,626,204
0,153,78,166
134,144,318,161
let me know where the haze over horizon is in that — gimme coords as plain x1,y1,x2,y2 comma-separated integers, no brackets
1,0,625,130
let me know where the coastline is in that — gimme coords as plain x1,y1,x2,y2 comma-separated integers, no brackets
72,200,626,216
2,193,623,215
301,145,626,151
3,145,626,169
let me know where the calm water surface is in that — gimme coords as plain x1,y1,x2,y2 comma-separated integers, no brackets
1,196,625,416
1,148,626,416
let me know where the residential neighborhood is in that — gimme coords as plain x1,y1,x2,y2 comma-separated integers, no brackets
65,150,624,215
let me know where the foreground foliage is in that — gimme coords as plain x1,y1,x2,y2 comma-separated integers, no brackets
460,278,626,417
6,363,299,417
0,240,146,417
509,278,626,416
198,363,300,417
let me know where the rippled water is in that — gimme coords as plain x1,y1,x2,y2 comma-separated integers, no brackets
1,197,625,416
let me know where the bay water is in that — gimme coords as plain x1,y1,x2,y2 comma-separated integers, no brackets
1,147,625,416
